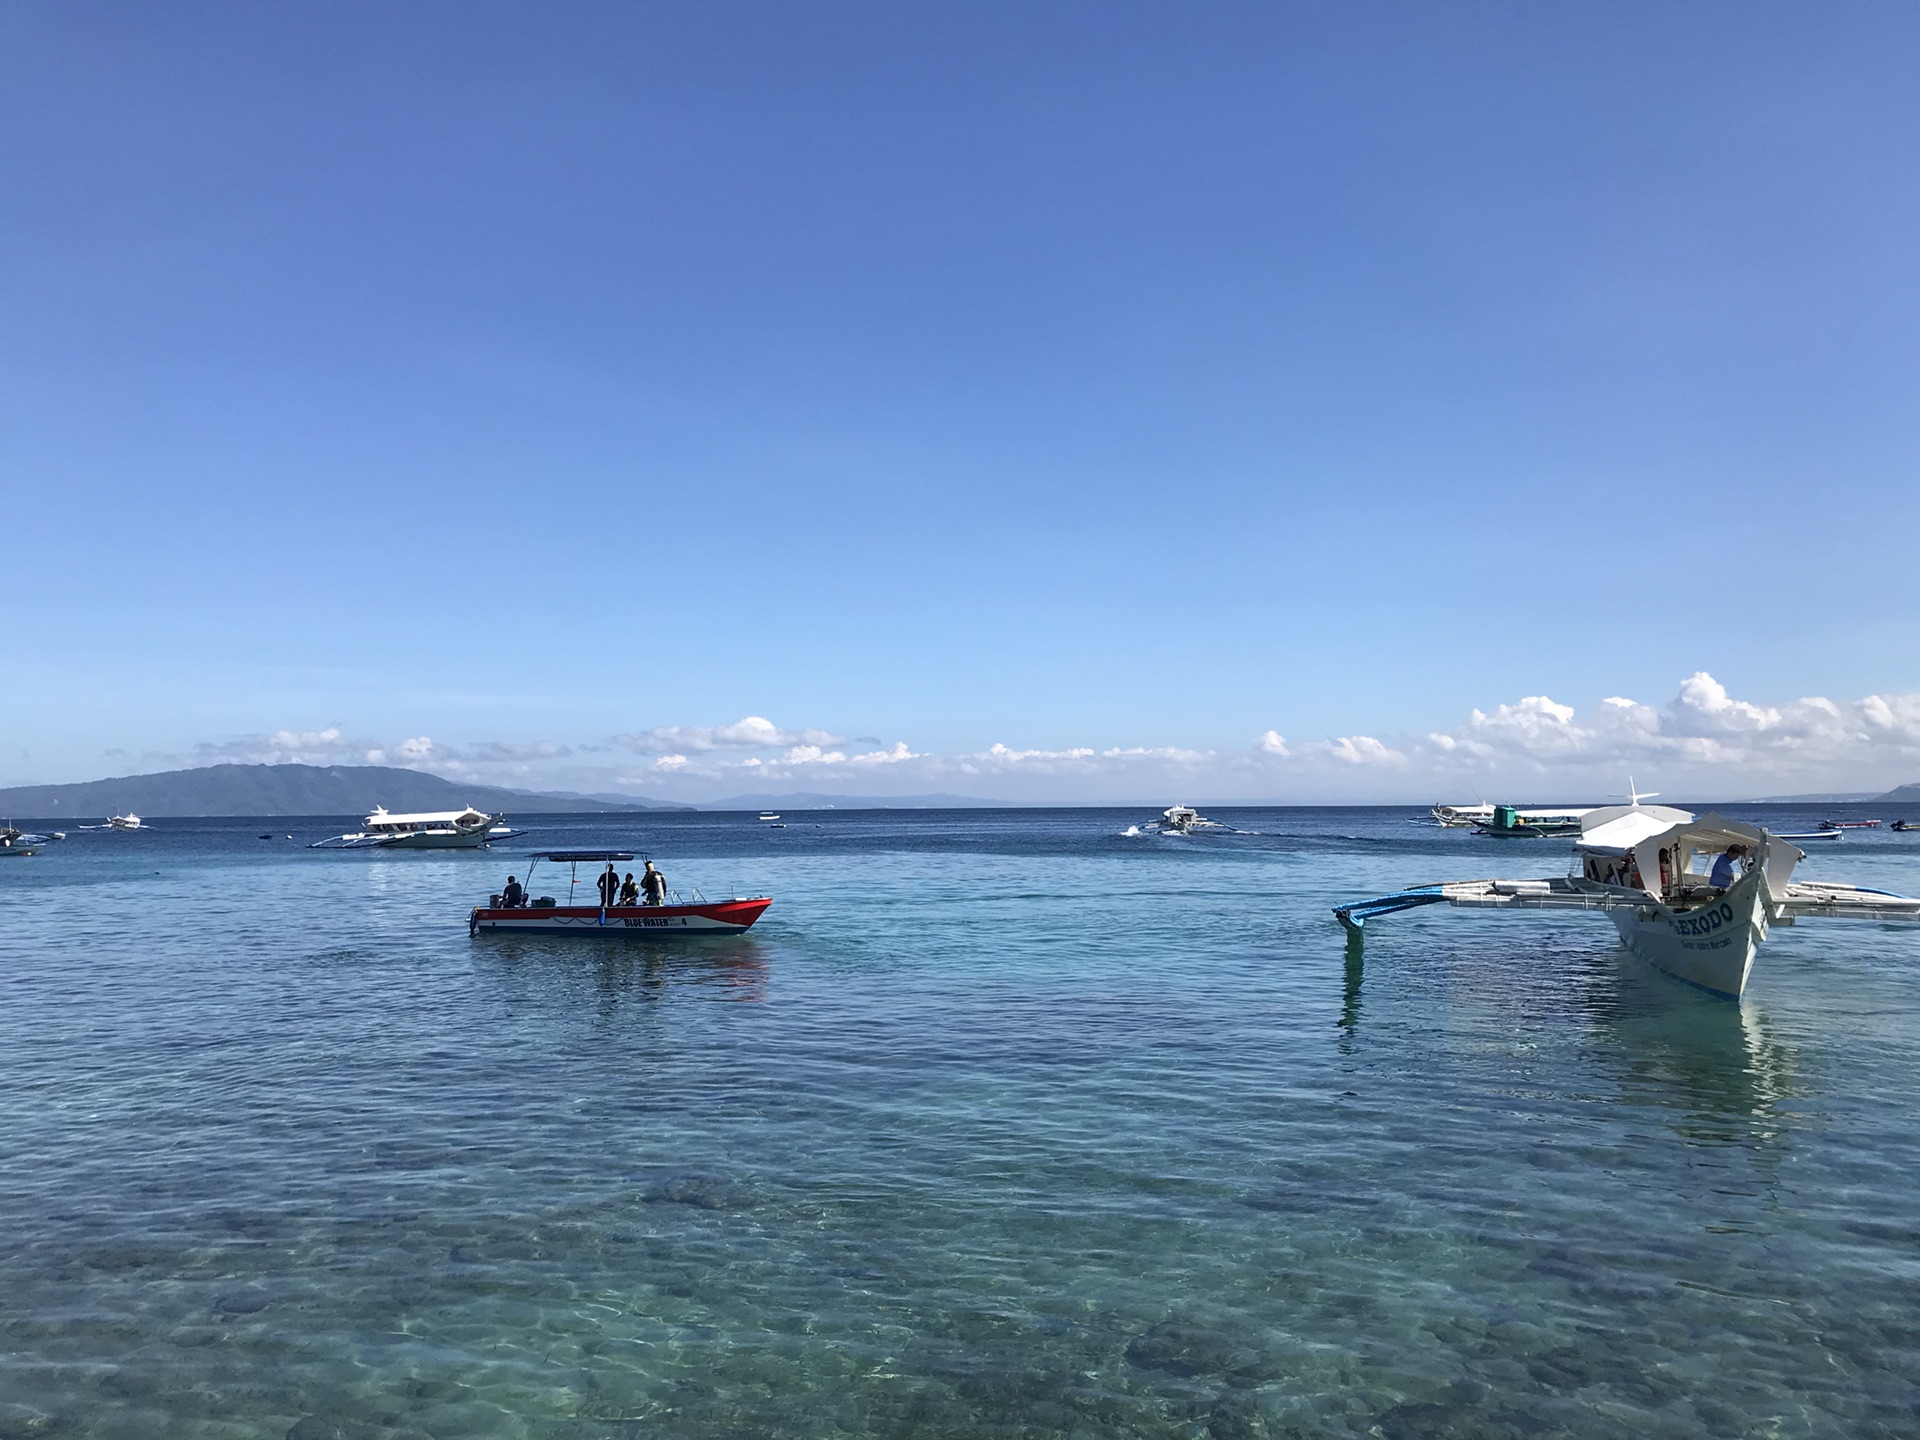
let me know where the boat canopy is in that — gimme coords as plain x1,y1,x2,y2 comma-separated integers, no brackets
1573,804,1696,855
528,851,636,863
1575,806,1805,906
363,807,496,828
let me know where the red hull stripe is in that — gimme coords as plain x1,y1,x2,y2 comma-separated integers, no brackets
474,899,770,925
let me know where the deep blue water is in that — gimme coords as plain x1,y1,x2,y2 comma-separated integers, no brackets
3,805,1920,1439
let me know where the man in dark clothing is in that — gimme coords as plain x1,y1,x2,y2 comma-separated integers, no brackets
618,872,640,906
596,863,619,909
501,875,525,908
641,860,668,906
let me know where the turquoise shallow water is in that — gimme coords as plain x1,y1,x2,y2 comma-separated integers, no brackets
3,806,1920,1439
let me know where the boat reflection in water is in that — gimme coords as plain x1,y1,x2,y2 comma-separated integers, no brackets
1331,927,1797,1148
478,936,772,1008
1586,963,1798,1149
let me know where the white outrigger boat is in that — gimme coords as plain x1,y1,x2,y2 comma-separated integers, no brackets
1336,802,1920,998
1430,801,1597,833
469,851,771,937
310,805,506,850
1154,805,1225,835
1429,803,1494,828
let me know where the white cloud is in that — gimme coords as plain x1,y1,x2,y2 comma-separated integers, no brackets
1403,672,1920,789
462,740,574,763
182,673,1920,805
1321,735,1408,767
612,716,847,754
195,727,369,765
970,743,1096,768
850,742,920,765
781,745,846,764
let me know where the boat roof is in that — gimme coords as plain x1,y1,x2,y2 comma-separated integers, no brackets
1575,803,1694,852
1576,804,1772,857
366,807,491,824
528,851,636,862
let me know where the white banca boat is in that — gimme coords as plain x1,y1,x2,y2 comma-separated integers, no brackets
469,851,771,937
1429,803,1495,828
1474,804,1594,838
1335,802,1920,999
1431,802,1598,834
1154,805,1225,835
108,813,141,831
310,805,506,850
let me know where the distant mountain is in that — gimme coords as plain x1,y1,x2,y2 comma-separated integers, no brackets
700,791,1020,810
1753,791,1882,804
0,763,687,818
1877,782,1920,806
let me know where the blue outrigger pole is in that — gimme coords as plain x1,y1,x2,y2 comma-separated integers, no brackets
1332,886,1448,934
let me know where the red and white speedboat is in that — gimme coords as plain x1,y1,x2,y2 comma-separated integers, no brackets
469,850,771,938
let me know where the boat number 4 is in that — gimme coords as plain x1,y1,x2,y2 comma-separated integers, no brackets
1673,901,1737,938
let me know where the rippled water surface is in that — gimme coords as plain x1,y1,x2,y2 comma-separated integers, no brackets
4,806,1920,1439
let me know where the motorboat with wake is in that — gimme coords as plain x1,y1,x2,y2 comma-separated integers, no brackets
469,851,771,937
1334,801,1920,998
1153,805,1226,835
310,806,506,850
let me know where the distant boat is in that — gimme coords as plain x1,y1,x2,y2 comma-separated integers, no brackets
108,813,142,831
1893,820,1918,833
0,826,37,857
1818,819,1881,831
1152,805,1225,835
1474,804,1595,838
758,812,780,822
309,806,504,850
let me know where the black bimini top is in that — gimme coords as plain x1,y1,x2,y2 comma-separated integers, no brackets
528,851,636,863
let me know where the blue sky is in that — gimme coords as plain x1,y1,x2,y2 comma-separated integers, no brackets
4,2,1918,802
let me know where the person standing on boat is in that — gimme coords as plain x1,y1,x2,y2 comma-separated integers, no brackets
597,863,619,909
641,859,668,906
617,871,640,906
501,875,525,908
1710,844,1748,890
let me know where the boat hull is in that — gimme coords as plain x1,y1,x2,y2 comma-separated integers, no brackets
1608,870,1769,998
471,898,771,937
380,829,494,850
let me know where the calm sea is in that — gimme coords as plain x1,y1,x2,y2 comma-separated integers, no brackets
3,806,1919,1439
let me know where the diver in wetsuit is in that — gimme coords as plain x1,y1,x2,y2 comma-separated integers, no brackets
641,860,668,906
596,863,619,908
